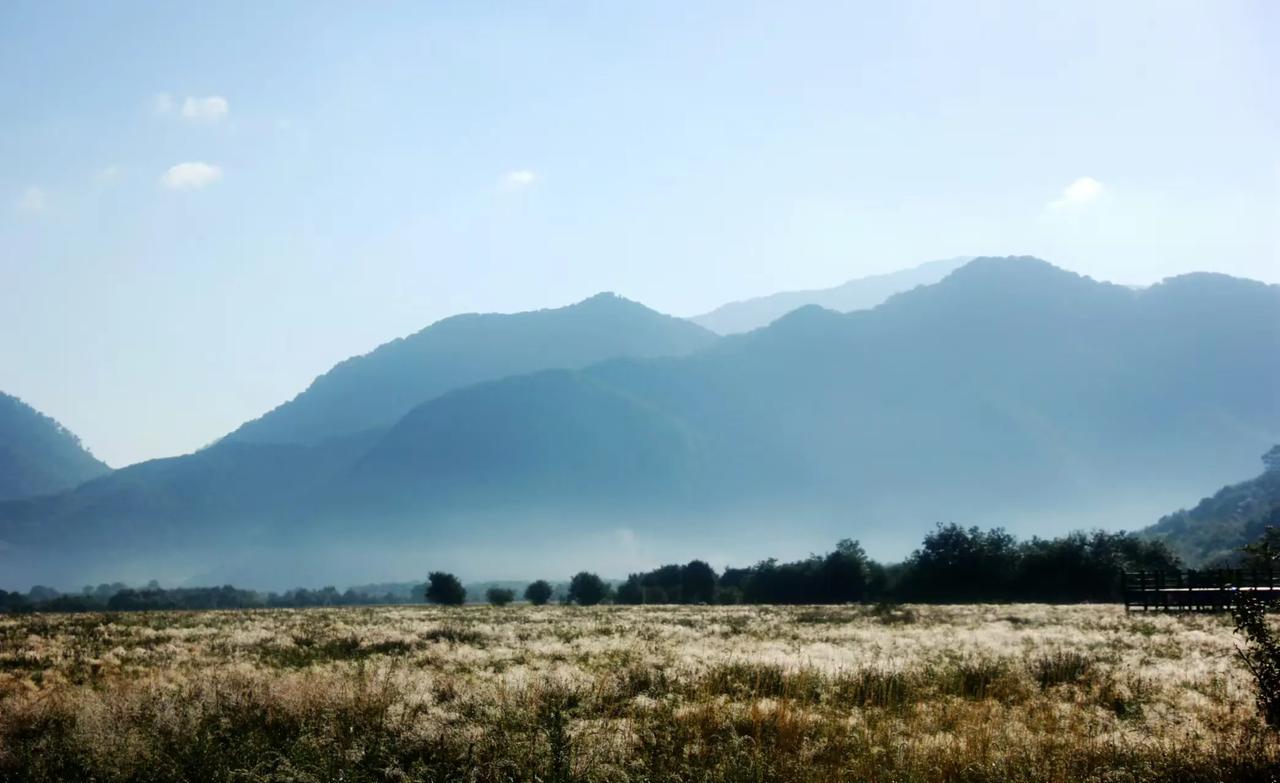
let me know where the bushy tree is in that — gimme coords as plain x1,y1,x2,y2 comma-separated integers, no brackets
898,524,1020,602
615,575,644,605
818,539,869,603
682,560,718,604
1015,530,1179,602
524,579,553,606
486,587,515,606
568,571,608,606
0,589,30,612
425,572,466,605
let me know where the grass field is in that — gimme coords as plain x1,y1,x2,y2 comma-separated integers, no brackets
1,603,1276,782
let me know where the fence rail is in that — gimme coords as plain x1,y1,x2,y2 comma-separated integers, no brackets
1122,569,1279,612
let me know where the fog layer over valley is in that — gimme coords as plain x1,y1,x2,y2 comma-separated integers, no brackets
1,257,1277,590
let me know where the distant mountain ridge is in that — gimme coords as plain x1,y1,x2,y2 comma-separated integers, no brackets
227,293,718,446
0,392,110,501
690,256,972,334
2,256,1277,589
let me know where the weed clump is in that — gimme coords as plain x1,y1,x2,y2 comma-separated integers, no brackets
1032,651,1093,689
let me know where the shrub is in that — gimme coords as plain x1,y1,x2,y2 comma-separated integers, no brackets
567,572,608,606
486,587,515,607
1232,594,1280,729
524,580,554,606
425,572,466,605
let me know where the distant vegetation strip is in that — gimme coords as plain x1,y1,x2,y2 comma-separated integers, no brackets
0,525,1184,613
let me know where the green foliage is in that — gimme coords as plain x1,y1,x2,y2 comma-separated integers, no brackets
682,559,717,603
1240,525,1280,572
485,587,515,606
739,539,870,604
1231,595,1280,729
425,572,466,606
617,560,720,605
524,580,554,606
567,572,608,606
895,525,1179,603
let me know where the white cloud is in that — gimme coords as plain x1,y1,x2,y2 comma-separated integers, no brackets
96,165,122,183
152,93,228,123
181,95,229,123
160,162,223,190
15,186,46,213
499,169,536,191
1050,176,1105,209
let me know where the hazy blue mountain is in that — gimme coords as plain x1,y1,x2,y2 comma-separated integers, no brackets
227,293,718,445
0,392,110,501
1142,447,1280,566
690,256,972,334
3,257,1277,589
346,257,1279,538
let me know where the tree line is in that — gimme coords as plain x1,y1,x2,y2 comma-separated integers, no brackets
0,583,419,614
1,525,1182,613
427,526,1179,607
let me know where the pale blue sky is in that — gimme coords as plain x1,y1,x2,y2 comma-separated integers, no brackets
2,1,1276,467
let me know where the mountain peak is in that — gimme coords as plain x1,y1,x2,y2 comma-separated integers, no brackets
945,255,1080,282
567,291,647,312
577,291,625,304
919,256,1119,303
225,292,716,447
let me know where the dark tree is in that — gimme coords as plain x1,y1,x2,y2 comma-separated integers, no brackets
682,560,718,604
817,539,869,603
425,571,466,605
567,571,609,606
615,575,645,605
524,579,554,606
486,587,515,606
898,524,1020,602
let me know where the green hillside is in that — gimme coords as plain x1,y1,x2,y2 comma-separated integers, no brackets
0,392,110,501
1143,446,1280,566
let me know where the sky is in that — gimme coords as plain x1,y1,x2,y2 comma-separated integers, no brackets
1,0,1277,468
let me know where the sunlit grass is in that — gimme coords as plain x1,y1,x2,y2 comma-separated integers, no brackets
0,604,1275,782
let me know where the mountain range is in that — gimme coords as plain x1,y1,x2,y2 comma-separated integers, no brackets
1,256,1277,589
689,257,971,334
227,292,716,446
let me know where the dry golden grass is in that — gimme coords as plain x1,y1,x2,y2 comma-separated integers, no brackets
0,604,1276,782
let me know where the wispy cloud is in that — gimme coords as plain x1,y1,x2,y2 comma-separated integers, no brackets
181,95,229,123
15,186,47,213
153,93,229,123
95,165,122,183
499,169,536,192
1050,176,1104,209
161,162,223,190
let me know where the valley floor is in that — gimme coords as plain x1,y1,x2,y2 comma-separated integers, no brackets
0,603,1276,782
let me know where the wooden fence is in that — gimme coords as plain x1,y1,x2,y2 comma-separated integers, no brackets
1122,569,1279,612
